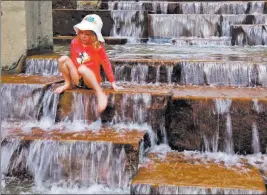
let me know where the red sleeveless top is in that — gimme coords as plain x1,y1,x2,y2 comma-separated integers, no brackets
70,38,115,83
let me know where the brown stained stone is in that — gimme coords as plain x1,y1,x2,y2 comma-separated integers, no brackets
131,152,266,194
27,54,60,59
6,127,145,150
4,127,145,182
172,86,267,101
167,95,267,154
1,75,63,86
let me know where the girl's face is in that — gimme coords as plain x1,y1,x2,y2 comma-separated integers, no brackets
78,30,97,45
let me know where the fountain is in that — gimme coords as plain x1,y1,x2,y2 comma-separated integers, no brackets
1,0,267,194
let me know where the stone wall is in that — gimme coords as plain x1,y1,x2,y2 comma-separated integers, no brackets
1,1,53,73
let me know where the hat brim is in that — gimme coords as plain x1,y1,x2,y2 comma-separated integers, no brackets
74,21,105,43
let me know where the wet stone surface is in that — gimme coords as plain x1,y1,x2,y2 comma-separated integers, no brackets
131,152,266,194
2,127,147,189
1,75,63,86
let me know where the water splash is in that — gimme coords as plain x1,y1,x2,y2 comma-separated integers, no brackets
252,122,260,154
110,93,157,146
25,58,60,76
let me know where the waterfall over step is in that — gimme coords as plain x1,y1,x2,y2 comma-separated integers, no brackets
149,14,267,39
149,14,221,38
25,58,60,76
1,84,59,122
1,138,131,191
110,10,147,41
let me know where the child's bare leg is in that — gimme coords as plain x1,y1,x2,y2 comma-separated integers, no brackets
55,56,80,93
78,65,108,112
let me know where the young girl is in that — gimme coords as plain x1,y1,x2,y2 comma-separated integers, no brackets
54,14,117,113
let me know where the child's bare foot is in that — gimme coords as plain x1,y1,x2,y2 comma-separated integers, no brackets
54,84,71,94
97,91,108,113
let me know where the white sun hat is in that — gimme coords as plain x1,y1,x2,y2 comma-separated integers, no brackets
73,14,105,42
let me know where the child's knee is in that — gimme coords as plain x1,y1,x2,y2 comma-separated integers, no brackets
58,56,69,64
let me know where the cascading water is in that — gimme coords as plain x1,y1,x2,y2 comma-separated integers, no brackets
215,98,233,154
236,25,267,46
25,58,60,76
150,14,221,38
108,1,168,14
130,64,149,84
114,63,173,85
25,141,129,190
1,84,44,121
221,14,267,37
180,61,267,87
252,122,260,154
1,84,60,132
110,10,145,42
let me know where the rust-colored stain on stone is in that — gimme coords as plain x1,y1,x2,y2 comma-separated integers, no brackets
27,54,60,59
172,86,267,101
2,75,64,86
111,59,220,65
65,85,171,96
132,152,266,193
7,127,145,149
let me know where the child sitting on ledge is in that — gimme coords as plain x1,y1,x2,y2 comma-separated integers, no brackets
54,14,117,113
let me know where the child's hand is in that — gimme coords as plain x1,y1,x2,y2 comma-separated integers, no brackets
111,82,118,91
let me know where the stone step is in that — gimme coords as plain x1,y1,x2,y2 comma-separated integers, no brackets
54,36,128,45
151,37,232,46
5,127,146,149
149,14,267,38
131,151,266,194
231,24,267,46
25,56,267,87
1,75,63,86
2,127,146,188
53,9,149,38
101,1,266,14
2,74,267,154
58,85,267,154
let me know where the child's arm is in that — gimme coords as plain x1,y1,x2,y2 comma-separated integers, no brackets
98,45,116,84
70,39,81,68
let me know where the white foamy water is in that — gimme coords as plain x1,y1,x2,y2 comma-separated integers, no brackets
252,122,261,154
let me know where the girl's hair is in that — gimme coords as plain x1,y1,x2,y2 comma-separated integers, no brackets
91,34,102,50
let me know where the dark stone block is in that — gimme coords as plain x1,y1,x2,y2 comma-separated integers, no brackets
167,98,267,154
52,0,77,9
53,10,114,36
